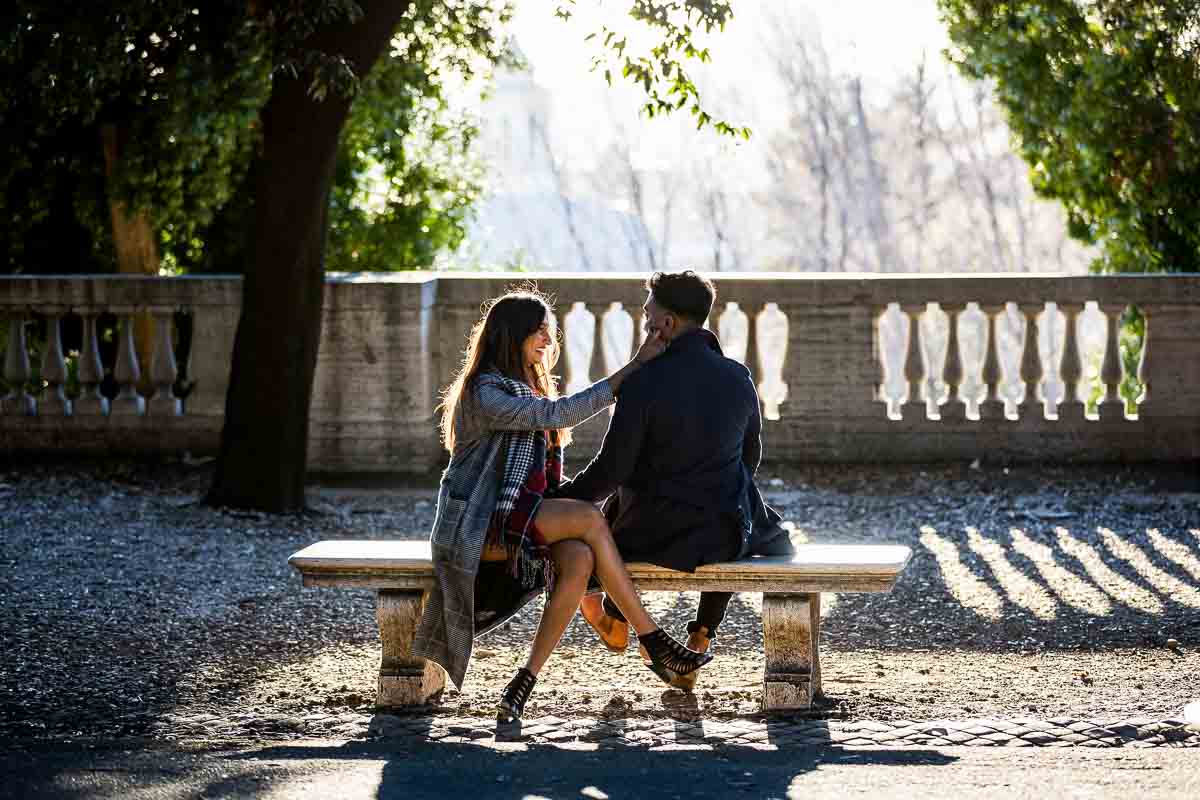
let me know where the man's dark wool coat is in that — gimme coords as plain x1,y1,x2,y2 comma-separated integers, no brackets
555,327,789,571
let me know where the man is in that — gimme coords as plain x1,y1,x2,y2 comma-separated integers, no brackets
554,270,794,688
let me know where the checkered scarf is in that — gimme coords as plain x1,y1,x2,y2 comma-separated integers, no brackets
494,374,539,523
490,374,557,591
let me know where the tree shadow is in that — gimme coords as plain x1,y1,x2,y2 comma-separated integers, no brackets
202,736,958,800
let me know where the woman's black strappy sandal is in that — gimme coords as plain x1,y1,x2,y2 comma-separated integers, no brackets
637,629,714,686
497,667,537,722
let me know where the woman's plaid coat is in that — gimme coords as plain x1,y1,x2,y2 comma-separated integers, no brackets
411,370,614,688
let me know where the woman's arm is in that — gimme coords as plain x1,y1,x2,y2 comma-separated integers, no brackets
475,376,615,432
474,331,666,433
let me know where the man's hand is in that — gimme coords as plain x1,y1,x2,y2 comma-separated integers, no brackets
634,330,666,365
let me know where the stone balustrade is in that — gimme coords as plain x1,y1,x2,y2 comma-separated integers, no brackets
1,273,1197,470
0,276,240,454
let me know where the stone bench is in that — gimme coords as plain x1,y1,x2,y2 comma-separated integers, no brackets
288,540,911,711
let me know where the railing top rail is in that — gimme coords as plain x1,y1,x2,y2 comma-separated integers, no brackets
426,270,1200,281
423,271,1200,307
3,271,1200,282
0,274,243,281
3,273,1199,310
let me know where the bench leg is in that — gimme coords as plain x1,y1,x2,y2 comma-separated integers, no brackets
762,592,822,711
375,590,445,707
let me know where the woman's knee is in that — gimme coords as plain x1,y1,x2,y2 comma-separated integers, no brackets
563,500,607,538
579,503,609,537
552,539,595,577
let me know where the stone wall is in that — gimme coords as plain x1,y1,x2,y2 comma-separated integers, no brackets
2,273,1197,472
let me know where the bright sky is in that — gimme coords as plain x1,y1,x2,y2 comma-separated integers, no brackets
499,1,952,173
509,0,951,90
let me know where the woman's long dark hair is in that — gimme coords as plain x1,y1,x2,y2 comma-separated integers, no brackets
439,289,569,452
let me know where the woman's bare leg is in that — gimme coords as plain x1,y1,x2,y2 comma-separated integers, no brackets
533,499,656,635
524,540,594,676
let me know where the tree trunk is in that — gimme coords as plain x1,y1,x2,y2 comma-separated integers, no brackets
207,0,410,512
102,125,161,279
101,123,159,391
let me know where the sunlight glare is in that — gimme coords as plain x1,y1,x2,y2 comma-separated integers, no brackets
259,759,386,799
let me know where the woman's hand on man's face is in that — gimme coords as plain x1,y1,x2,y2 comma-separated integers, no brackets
634,329,667,365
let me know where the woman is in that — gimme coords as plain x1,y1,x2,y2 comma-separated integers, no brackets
411,289,711,721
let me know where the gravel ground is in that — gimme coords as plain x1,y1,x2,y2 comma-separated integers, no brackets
0,456,1197,742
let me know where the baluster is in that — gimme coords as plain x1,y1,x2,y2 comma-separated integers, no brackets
1135,310,1153,419
875,308,891,412
901,304,925,421
941,304,966,423
2,314,35,415
1098,304,1125,420
75,312,109,416
1058,304,1083,420
39,310,71,416
549,304,567,390
561,302,588,393
633,310,646,351
717,301,747,364
111,311,145,415
148,309,181,416
587,303,607,381
979,304,1005,422
1019,303,1044,418
745,303,763,392
758,303,790,421
609,303,634,366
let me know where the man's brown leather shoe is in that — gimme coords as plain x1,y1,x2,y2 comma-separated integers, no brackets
580,594,629,652
668,626,712,691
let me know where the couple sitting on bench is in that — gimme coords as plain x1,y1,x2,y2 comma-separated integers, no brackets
412,270,795,722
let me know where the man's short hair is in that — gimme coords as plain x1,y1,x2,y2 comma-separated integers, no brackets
646,270,716,325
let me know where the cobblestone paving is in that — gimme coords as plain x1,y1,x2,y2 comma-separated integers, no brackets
150,712,1200,749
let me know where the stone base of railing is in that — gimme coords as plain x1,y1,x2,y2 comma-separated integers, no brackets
534,414,1200,467
3,408,1195,470
306,418,443,473
0,415,449,473
0,415,223,456
734,417,1200,464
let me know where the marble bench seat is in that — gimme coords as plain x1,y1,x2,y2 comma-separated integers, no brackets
288,539,911,711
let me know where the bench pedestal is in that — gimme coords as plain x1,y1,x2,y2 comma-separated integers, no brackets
762,592,822,711
376,590,445,707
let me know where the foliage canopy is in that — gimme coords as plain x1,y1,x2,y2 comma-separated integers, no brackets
1,1,742,276
0,1,268,273
0,1,507,274
938,0,1200,272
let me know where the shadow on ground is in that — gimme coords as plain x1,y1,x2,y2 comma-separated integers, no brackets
0,732,957,800
0,458,1196,738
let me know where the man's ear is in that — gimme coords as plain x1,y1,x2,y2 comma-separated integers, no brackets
662,313,677,337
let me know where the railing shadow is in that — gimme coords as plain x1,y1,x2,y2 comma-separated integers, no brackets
821,518,1200,653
